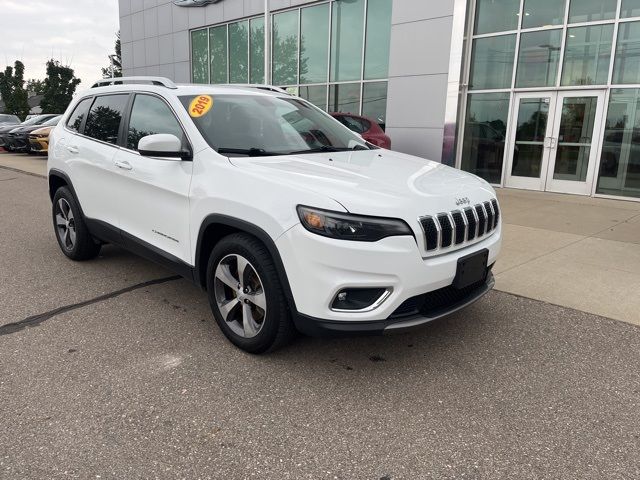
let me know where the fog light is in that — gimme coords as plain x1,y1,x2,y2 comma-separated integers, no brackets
331,288,391,312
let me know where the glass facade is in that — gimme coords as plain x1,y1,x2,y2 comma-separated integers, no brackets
460,0,640,198
190,0,391,126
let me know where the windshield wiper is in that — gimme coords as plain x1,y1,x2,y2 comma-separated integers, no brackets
216,147,282,157
288,144,370,155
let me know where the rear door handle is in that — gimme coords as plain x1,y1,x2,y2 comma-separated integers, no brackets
115,160,133,171
66,145,79,154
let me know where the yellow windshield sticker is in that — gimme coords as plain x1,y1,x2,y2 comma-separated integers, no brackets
189,95,213,118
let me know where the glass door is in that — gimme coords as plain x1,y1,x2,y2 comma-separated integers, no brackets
505,91,606,194
545,91,606,195
505,93,557,191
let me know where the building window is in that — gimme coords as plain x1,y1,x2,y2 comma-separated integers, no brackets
522,0,566,29
621,0,640,18
515,30,562,88
613,21,640,84
596,89,640,198
474,0,520,35
469,35,517,90
461,93,510,184
190,0,390,127
568,0,617,23
561,24,614,86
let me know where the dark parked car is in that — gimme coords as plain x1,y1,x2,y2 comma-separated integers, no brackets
0,114,58,151
330,112,391,149
0,114,20,127
5,115,62,153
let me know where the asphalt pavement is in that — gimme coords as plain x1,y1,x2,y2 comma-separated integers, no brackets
1,167,639,479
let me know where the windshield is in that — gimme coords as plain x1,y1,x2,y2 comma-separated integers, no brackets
179,94,372,156
21,116,45,126
0,115,19,123
43,115,62,126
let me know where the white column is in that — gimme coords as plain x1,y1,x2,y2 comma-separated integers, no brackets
264,0,271,85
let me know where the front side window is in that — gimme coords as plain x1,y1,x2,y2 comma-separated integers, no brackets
84,94,129,144
179,94,370,156
66,98,93,133
127,95,185,151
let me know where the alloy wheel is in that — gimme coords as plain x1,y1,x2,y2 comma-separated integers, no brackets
213,254,267,338
55,198,76,250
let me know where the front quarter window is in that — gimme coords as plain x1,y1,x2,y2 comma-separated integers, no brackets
179,93,371,156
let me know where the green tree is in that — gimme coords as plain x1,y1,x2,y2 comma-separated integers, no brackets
40,60,81,114
27,79,45,95
0,61,30,119
102,31,122,78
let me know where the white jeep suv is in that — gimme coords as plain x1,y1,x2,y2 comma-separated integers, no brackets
48,77,501,353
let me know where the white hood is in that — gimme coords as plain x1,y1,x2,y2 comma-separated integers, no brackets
229,149,496,222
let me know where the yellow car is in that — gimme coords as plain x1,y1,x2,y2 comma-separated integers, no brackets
28,126,54,154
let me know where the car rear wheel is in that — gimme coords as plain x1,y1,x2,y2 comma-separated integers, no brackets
206,233,295,354
52,187,101,261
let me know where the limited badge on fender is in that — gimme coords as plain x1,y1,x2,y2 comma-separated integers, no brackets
189,95,213,118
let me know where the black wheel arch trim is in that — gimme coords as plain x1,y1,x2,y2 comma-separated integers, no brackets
195,214,298,314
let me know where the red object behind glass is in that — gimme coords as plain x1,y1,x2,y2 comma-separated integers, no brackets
330,113,391,149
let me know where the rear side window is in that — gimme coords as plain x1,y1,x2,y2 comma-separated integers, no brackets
66,99,92,132
126,94,185,151
84,94,129,144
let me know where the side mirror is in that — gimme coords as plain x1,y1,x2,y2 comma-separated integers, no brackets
138,134,191,161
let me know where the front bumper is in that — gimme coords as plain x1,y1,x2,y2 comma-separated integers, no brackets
276,222,501,330
294,272,495,336
6,134,29,151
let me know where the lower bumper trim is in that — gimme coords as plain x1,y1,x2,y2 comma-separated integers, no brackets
293,272,495,337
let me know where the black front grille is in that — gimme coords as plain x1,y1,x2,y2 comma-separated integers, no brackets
420,216,439,251
451,211,466,245
437,213,453,248
389,271,491,320
419,199,500,252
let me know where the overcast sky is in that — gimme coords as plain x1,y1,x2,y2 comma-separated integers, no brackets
0,0,119,92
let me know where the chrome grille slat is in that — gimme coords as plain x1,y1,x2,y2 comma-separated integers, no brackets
419,200,500,253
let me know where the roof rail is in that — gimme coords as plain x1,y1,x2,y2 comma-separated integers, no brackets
219,84,291,95
91,76,178,89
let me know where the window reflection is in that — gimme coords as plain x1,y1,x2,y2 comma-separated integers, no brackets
613,21,640,84
522,0,566,28
474,0,520,35
597,89,640,198
516,30,562,88
191,30,209,84
562,25,613,86
461,93,510,184
469,35,517,90
568,0,617,23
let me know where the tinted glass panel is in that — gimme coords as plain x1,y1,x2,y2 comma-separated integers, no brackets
474,0,520,35
613,21,640,84
191,29,209,84
523,0,567,28
516,30,562,88
273,11,299,86
329,83,361,115
84,94,129,144
562,24,613,86
210,25,228,84
250,17,265,84
362,81,388,127
621,0,640,17
299,85,327,110
364,0,392,80
330,0,365,82
126,95,184,151
554,97,598,181
66,98,92,133
229,20,248,83
469,35,516,90
568,0,617,23
300,4,330,84
512,98,550,178
461,93,510,183
597,89,640,198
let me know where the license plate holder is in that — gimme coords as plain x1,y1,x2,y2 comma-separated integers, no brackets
454,249,489,289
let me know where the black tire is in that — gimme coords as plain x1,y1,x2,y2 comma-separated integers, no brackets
52,186,101,261
206,233,295,354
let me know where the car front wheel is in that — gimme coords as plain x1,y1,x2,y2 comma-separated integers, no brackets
52,187,101,261
206,233,295,354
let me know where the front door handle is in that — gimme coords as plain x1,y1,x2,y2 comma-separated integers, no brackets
66,145,79,154
115,160,133,171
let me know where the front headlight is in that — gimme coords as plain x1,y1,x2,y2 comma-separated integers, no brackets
297,206,413,242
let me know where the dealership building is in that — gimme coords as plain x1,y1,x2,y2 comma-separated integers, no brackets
119,0,640,200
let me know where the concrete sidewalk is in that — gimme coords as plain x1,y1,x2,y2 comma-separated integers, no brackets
2,151,639,325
